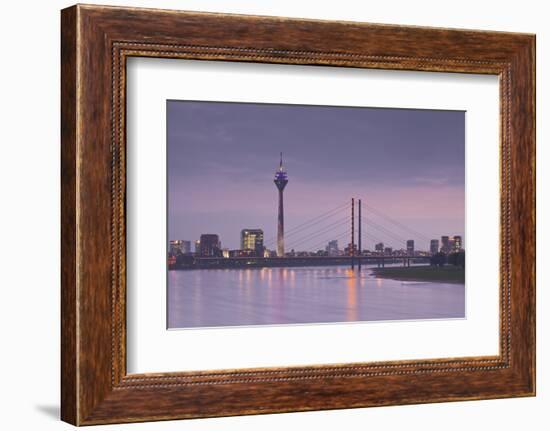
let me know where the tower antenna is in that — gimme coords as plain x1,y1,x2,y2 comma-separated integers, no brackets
274,153,289,257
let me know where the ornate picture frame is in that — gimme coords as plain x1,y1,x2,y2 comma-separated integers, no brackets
61,4,535,425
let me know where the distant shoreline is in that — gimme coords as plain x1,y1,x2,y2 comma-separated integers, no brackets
371,266,465,284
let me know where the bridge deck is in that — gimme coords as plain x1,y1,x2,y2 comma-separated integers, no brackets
170,255,431,270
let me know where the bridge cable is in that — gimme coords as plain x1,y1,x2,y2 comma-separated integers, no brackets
305,229,352,253
364,203,431,242
264,201,349,246
285,217,350,250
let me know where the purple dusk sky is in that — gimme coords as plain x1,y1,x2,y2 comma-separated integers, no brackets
167,100,465,252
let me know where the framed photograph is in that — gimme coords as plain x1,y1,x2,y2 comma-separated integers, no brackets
61,4,535,425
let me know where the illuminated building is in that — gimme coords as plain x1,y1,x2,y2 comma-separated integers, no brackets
240,229,264,256
273,153,288,257
169,240,183,255
441,235,460,254
169,240,191,255
453,235,463,252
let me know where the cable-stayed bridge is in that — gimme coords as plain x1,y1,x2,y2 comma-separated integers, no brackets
264,198,431,255
185,199,433,270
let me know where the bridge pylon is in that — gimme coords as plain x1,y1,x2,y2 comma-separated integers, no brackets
351,198,355,270
358,199,362,271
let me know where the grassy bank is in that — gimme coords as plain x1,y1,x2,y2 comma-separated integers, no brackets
371,265,465,284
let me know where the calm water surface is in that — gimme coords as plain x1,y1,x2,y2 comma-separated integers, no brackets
167,265,465,329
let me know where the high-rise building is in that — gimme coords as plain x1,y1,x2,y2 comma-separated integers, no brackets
430,239,439,255
194,240,200,254
441,236,450,254
273,153,288,257
326,240,339,256
169,240,183,255
240,229,264,256
169,240,192,255
182,240,191,254
170,239,191,256
375,242,384,253
384,247,393,256
199,234,221,257
441,235,459,254
453,235,463,252
449,238,455,252
406,240,414,255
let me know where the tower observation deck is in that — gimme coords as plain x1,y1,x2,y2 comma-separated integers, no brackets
274,153,288,257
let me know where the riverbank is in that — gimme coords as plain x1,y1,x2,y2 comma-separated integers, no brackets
371,265,465,283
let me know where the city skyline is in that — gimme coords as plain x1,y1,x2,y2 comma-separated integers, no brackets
169,233,464,256
167,100,465,251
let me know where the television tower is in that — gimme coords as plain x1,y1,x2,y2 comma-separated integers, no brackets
274,152,289,257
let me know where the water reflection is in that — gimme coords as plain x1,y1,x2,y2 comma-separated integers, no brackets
345,269,358,322
167,265,465,329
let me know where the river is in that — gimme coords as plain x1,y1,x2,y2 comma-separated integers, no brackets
167,265,465,329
